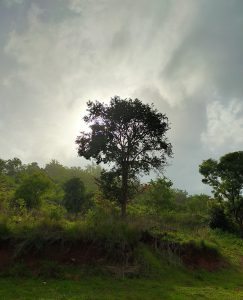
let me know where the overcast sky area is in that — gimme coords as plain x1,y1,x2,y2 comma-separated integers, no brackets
0,0,243,194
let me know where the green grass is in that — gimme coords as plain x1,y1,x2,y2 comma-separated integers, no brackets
1,268,243,300
1,229,243,300
2,218,243,299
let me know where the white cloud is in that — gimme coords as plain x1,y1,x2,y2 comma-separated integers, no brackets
201,99,243,153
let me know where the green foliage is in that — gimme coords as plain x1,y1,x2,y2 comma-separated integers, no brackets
9,198,27,216
97,169,139,206
0,158,6,174
133,179,210,217
147,178,174,211
44,160,69,184
4,158,23,178
172,189,188,210
208,204,233,232
0,174,15,210
44,160,100,192
134,178,178,215
159,211,208,231
14,173,51,210
42,203,66,221
63,178,89,215
21,162,41,176
199,151,243,233
186,194,210,215
0,156,102,217
87,215,140,244
158,231,220,257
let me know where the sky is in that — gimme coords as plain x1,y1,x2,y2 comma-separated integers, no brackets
0,0,243,194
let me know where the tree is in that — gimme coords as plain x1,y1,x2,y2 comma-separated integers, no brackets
0,159,6,174
5,157,23,178
96,169,139,206
25,162,41,174
44,160,68,183
0,157,23,179
186,194,210,214
14,173,51,210
0,174,15,210
136,177,174,213
76,96,172,217
199,151,243,232
63,177,87,215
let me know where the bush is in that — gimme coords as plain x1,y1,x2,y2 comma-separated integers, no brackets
42,204,66,221
209,205,232,232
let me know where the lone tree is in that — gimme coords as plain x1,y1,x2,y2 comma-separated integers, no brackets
199,151,243,232
76,96,172,217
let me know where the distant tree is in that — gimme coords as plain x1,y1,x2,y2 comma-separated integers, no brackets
44,160,68,183
147,177,174,211
172,189,188,209
1,157,23,178
25,162,41,174
199,151,243,232
6,157,23,176
14,173,51,210
0,159,6,174
85,163,102,177
44,160,100,192
0,174,15,210
68,166,99,192
63,177,87,215
76,96,172,217
186,194,210,214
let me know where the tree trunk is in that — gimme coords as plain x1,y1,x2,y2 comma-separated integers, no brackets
121,165,128,218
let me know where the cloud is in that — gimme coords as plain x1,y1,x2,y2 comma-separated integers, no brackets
201,99,243,154
2,0,24,7
161,0,243,101
0,0,243,193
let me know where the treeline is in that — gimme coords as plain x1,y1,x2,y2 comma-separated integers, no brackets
1,153,242,239
0,157,101,216
0,156,211,226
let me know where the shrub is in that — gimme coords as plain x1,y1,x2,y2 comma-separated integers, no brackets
42,204,66,221
209,204,232,232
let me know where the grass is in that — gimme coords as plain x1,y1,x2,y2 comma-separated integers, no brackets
1,213,243,299
1,267,243,300
1,229,243,300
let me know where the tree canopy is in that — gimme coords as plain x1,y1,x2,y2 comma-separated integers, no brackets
199,151,243,232
76,96,172,216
